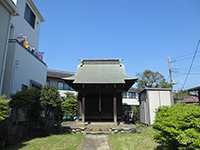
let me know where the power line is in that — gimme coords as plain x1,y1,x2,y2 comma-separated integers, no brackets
171,52,194,60
172,65,200,71
171,54,200,63
181,40,200,90
174,72,200,75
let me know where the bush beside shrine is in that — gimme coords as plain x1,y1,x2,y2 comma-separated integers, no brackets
0,87,63,148
0,97,10,148
10,88,42,125
0,96,10,123
153,104,200,149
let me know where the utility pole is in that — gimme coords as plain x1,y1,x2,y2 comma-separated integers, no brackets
168,57,173,90
168,57,175,104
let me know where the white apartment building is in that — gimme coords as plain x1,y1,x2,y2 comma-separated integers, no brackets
2,0,47,96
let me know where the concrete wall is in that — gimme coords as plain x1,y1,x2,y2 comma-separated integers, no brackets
0,2,12,94
11,43,47,94
140,89,172,125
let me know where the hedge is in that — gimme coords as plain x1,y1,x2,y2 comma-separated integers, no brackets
153,104,200,149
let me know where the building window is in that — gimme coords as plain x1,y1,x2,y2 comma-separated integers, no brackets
123,92,137,99
24,4,36,29
63,83,69,90
47,80,50,87
58,82,64,90
122,92,128,98
128,92,136,99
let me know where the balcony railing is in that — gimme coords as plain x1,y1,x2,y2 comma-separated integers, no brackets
9,39,47,66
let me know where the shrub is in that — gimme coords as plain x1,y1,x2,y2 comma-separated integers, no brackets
10,88,41,123
153,104,200,149
132,105,140,123
0,97,10,123
10,88,41,108
62,93,78,116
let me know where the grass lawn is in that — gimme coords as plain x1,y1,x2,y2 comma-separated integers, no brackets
6,134,84,150
109,126,159,150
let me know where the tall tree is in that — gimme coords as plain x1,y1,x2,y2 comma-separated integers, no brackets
62,93,78,116
137,70,171,88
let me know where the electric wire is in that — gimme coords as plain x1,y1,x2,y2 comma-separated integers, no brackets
181,40,200,90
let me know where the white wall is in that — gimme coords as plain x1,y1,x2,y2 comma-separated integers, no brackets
122,98,139,105
139,89,172,125
59,90,78,97
148,90,171,124
12,43,47,94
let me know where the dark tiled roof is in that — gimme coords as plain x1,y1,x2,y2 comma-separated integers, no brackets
188,86,200,91
69,59,137,84
81,59,121,65
128,88,141,93
47,69,74,79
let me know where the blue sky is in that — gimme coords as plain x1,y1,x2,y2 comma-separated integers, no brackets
35,0,200,90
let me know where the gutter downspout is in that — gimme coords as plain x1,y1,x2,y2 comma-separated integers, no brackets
0,16,12,95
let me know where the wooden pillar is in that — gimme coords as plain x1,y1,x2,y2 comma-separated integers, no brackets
79,100,82,117
99,92,101,113
82,96,85,123
113,95,117,123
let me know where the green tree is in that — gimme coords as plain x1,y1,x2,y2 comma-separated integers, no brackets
62,93,78,116
40,87,62,125
137,70,171,88
0,97,10,122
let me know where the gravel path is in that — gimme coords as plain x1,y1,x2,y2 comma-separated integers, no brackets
82,134,111,150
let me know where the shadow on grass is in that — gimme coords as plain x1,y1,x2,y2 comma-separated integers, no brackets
4,126,73,150
5,143,28,150
154,144,178,150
